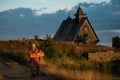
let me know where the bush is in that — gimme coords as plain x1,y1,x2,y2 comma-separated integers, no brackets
39,40,61,59
44,34,52,41
34,35,39,40
112,36,120,48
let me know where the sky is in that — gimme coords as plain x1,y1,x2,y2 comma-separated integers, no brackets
0,0,120,46
0,0,110,13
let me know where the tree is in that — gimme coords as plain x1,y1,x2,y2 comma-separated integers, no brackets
44,34,52,40
34,35,39,40
39,40,60,59
112,36,120,49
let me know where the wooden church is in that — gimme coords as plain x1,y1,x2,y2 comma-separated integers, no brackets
53,7,99,44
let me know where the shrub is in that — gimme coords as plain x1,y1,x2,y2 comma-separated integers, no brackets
39,40,61,59
112,36,120,48
44,34,52,41
34,35,39,40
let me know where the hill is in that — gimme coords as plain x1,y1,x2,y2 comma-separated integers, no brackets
0,40,120,80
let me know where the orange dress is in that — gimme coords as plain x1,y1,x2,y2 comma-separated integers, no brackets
28,48,44,68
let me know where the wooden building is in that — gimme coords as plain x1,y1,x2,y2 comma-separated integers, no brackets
53,7,99,44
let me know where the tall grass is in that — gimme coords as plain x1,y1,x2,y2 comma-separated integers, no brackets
0,74,3,80
42,60,113,80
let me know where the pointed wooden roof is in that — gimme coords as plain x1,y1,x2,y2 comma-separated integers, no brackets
74,7,86,16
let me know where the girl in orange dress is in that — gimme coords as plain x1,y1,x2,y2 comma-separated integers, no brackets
28,43,44,76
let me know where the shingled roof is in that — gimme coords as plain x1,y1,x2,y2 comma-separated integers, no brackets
53,7,99,44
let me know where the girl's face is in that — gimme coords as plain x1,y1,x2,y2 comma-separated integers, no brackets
32,43,36,50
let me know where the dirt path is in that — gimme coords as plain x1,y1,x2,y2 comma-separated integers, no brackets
0,57,58,80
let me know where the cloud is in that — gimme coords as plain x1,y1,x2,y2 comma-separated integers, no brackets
33,7,47,15
0,0,120,45
97,30,120,33
64,7,72,13
74,0,120,30
113,11,120,15
0,7,67,40
33,7,47,12
111,30,120,33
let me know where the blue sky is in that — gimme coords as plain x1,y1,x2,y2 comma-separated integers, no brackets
0,0,120,46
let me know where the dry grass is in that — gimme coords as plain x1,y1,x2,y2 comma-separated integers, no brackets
0,75,3,80
42,61,113,80
0,40,41,53
54,41,114,54
89,51,120,62
0,40,114,54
